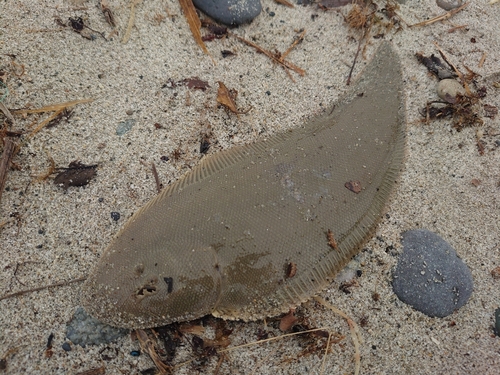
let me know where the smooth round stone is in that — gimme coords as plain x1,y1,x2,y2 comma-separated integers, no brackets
193,0,262,26
437,79,465,103
392,229,473,318
66,307,128,346
436,0,464,11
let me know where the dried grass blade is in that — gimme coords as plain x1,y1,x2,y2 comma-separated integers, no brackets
178,0,212,59
0,138,17,206
13,98,93,114
409,1,469,27
122,0,143,43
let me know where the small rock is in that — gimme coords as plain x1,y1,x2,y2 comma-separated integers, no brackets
193,0,262,26
436,0,463,11
111,211,120,221
66,307,128,346
437,79,465,103
61,342,72,351
116,119,136,136
392,229,473,318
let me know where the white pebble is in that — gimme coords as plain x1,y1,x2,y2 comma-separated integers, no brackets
437,79,465,102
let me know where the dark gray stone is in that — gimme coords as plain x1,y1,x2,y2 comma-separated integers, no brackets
392,229,473,318
66,307,128,346
193,0,262,26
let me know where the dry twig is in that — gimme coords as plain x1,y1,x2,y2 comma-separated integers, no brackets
274,0,294,7
314,296,362,375
13,98,93,136
0,138,17,205
409,2,469,27
0,277,86,301
122,0,143,43
230,31,305,81
136,329,172,374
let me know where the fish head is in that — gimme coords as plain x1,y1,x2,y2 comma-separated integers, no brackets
81,222,222,328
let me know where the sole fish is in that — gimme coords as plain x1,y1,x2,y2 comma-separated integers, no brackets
82,42,405,329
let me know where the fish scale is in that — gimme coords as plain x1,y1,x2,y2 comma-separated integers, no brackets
82,42,405,329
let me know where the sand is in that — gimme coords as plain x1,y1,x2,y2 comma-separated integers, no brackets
0,0,499,374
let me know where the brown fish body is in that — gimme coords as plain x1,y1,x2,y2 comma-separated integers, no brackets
82,42,405,329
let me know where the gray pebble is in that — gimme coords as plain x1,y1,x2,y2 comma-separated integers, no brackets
437,79,465,103
436,0,464,11
193,0,262,26
116,119,136,136
66,307,128,346
392,229,473,318
61,342,72,351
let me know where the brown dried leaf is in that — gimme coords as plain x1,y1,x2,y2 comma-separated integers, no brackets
216,81,239,114
178,0,210,57
182,77,210,91
216,82,252,115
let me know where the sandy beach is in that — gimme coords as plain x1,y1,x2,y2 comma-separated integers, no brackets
1,0,499,374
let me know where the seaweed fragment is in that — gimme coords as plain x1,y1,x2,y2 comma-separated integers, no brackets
416,52,455,79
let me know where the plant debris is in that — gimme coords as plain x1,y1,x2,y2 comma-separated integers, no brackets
416,52,456,79
286,262,297,278
230,30,306,81
122,0,143,43
216,81,252,115
182,77,210,91
54,161,97,190
100,0,116,27
136,329,172,375
409,1,469,27
0,139,17,205
57,16,107,40
327,229,338,250
345,180,362,193
163,77,210,90
200,20,228,42
13,98,93,136
178,0,213,61
275,0,295,7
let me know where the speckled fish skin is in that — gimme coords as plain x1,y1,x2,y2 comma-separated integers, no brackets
81,42,405,329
